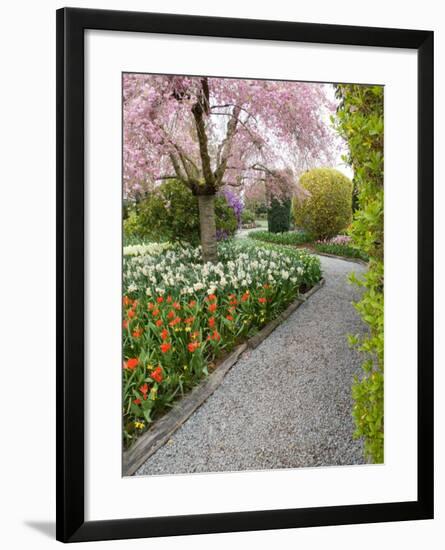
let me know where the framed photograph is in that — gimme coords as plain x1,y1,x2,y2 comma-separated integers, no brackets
56,7,434,542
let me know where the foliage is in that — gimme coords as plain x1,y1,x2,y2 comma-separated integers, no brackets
313,242,368,261
241,209,256,225
293,168,353,240
248,229,311,246
334,84,384,463
123,209,145,243
122,240,321,446
214,197,239,239
222,188,244,228
123,180,237,244
244,181,268,216
314,235,368,261
268,197,292,233
255,205,268,217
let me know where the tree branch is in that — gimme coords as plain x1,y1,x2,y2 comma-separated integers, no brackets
211,112,263,151
191,82,215,188
214,105,241,188
210,103,258,123
169,152,187,182
155,175,177,181
201,77,210,115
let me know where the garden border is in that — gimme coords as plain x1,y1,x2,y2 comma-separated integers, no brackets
312,251,368,266
244,234,369,266
123,277,325,476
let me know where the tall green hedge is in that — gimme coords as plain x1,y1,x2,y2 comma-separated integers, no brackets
267,197,291,233
124,179,237,244
334,84,384,463
293,168,353,239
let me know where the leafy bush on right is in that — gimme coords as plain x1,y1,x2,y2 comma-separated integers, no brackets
334,84,384,464
293,168,353,240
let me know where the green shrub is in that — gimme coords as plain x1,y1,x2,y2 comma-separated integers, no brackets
268,197,291,233
248,230,311,246
335,84,384,463
123,180,237,244
293,168,353,240
123,209,144,242
215,195,239,240
255,203,268,217
241,208,256,225
313,242,369,261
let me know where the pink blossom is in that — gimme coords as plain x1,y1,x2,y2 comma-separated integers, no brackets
123,74,340,201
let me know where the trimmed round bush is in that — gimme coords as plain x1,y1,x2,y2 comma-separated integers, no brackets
293,168,353,239
267,197,291,233
123,179,237,244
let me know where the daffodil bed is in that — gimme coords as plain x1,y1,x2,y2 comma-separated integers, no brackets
123,240,321,446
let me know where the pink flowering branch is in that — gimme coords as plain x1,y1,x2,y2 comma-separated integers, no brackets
123,74,341,200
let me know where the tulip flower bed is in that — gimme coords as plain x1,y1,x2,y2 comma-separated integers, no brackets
314,236,369,261
122,240,321,446
248,231,368,262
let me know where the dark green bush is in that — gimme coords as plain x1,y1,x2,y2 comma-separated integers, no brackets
293,168,353,240
267,198,291,233
255,203,268,217
123,179,237,244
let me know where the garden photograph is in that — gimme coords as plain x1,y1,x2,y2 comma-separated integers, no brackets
121,73,384,477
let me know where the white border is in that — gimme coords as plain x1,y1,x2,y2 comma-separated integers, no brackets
85,30,418,521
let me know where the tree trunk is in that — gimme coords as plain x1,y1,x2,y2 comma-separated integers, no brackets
197,194,217,263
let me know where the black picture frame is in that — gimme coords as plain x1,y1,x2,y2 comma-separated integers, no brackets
56,7,434,543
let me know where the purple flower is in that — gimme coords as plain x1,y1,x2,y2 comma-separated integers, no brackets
221,189,244,228
216,229,229,241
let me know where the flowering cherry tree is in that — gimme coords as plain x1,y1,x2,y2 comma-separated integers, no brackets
124,74,337,262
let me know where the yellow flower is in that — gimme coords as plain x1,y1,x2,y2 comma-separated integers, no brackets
185,327,191,332
146,364,154,371
150,387,158,400
134,421,145,430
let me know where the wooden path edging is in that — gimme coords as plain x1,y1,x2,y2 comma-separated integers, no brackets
123,277,325,476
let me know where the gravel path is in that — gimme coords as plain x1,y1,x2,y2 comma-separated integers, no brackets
136,255,368,475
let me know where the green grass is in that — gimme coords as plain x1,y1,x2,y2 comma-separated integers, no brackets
248,229,311,246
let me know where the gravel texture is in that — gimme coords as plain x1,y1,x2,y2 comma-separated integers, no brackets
136,255,368,476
